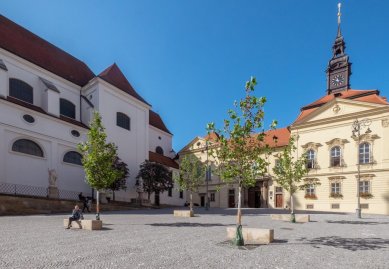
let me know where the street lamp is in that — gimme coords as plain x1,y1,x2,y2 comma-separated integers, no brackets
205,140,210,210
351,118,372,219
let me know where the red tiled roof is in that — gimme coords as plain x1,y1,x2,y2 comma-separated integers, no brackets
0,15,95,86
262,127,290,148
149,151,179,169
149,110,172,135
294,89,389,123
204,132,219,142
98,63,149,105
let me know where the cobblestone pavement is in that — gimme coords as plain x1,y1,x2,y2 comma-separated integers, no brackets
0,208,388,269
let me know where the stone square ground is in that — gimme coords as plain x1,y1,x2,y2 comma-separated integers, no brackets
0,208,388,269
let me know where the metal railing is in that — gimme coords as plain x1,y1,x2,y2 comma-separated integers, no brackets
0,181,80,201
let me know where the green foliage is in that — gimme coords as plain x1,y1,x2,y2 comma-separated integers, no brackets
207,77,276,188
174,154,205,193
136,160,173,200
272,136,311,195
108,157,129,192
78,111,124,191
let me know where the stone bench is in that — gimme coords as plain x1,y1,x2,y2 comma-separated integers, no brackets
63,219,103,230
173,210,194,217
226,227,274,244
270,214,310,223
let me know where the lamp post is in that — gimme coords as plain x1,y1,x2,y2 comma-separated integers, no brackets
351,118,372,219
205,140,210,210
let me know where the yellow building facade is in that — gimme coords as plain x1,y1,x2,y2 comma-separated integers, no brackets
178,9,389,215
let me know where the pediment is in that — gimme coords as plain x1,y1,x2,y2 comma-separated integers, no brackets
300,99,385,123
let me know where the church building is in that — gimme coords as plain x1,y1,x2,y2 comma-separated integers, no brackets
0,15,184,205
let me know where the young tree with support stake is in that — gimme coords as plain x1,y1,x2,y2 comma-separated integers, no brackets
207,77,276,246
174,154,205,214
272,136,318,222
78,111,124,220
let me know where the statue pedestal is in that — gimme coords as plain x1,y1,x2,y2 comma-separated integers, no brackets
47,186,59,199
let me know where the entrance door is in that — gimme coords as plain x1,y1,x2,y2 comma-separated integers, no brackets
154,191,160,206
228,189,235,208
200,196,205,207
248,187,261,208
275,194,283,208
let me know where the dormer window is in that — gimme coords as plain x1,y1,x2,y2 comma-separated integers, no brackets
60,98,76,119
9,78,33,104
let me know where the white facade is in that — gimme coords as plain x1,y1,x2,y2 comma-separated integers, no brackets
0,19,185,205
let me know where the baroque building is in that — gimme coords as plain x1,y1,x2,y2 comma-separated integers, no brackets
179,6,389,214
0,15,184,205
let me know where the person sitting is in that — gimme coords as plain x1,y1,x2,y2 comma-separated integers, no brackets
66,205,83,229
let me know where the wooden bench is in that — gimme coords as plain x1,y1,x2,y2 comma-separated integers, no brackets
270,214,310,223
63,219,103,230
226,227,274,244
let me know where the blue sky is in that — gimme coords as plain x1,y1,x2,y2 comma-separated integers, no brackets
1,1,388,150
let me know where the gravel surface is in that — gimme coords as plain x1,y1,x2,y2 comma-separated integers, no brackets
0,208,388,269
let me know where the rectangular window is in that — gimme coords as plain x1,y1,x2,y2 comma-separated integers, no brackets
210,192,215,202
205,167,212,181
306,204,314,209
306,184,315,196
307,159,315,169
331,182,341,194
179,191,183,199
359,181,370,193
331,203,340,209
275,187,283,193
229,189,235,195
331,156,341,167
168,188,172,197
360,203,369,209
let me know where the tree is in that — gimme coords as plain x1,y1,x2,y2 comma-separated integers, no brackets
136,160,173,206
272,136,319,222
108,157,129,201
207,77,276,246
78,111,124,220
174,154,206,213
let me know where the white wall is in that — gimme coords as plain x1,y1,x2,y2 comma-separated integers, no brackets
149,125,174,157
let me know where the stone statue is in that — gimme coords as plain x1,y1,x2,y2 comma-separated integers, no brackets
48,169,57,187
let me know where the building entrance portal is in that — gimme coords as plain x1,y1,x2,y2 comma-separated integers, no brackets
247,181,268,208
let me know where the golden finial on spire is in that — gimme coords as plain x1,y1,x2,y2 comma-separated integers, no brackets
337,3,342,25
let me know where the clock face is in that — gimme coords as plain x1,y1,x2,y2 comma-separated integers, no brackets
332,74,345,87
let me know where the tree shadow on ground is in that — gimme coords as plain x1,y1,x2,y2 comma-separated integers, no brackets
326,220,389,225
297,236,389,251
147,222,233,227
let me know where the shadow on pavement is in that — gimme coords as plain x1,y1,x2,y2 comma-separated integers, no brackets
147,222,233,227
298,236,389,251
326,220,389,225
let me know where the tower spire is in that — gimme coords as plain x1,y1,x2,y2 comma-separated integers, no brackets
326,2,352,95
337,3,342,37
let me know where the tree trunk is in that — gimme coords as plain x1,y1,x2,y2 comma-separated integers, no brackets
237,185,242,225
148,192,151,202
113,191,115,201
96,190,100,220
189,191,193,213
290,193,294,214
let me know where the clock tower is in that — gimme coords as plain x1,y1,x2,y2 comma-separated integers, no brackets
326,3,351,95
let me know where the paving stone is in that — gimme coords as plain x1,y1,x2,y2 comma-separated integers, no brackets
0,208,388,268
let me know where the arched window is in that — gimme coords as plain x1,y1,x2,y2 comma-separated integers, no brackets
60,98,76,119
63,151,83,166
12,139,43,157
156,146,164,155
359,143,370,164
9,78,33,104
330,146,341,167
116,112,130,130
306,149,316,169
